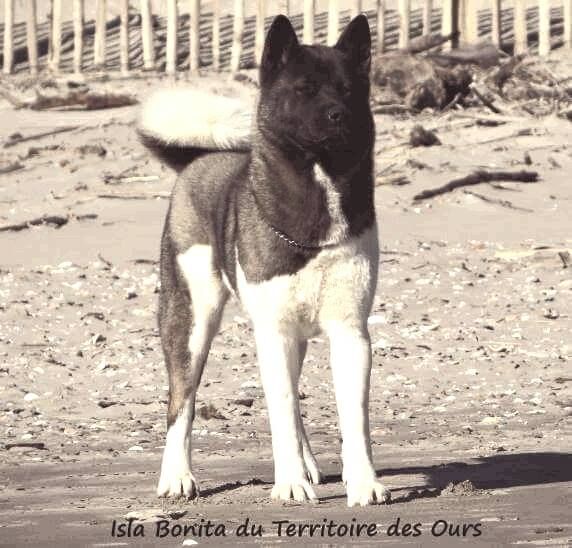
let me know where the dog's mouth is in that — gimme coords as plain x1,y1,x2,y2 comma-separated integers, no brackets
300,125,352,151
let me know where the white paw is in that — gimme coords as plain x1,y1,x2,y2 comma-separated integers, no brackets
157,466,199,499
346,479,391,507
271,478,318,503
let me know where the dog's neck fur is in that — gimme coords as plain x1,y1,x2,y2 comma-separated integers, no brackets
249,130,375,248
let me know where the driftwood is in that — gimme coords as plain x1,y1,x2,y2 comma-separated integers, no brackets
1,89,138,111
0,161,24,174
463,190,533,212
0,213,97,232
426,42,503,69
402,32,459,54
373,50,473,111
413,170,539,201
3,126,79,148
470,83,502,114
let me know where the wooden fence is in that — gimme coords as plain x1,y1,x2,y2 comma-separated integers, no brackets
1,0,571,76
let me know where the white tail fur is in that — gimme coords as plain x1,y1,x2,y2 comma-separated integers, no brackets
138,88,253,150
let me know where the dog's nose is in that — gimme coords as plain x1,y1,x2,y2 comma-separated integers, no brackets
327,108,343,124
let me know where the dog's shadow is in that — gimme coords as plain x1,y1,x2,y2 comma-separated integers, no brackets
201,452,572,504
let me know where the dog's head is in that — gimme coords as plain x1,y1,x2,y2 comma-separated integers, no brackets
257,15,373,160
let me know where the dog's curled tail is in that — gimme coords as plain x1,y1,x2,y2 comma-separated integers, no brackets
137,88,253,172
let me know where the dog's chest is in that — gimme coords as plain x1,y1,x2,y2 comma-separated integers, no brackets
236,226,378,335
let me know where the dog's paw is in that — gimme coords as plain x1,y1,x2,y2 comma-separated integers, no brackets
346,479,391,507
157,467,199,499
271,479,318,503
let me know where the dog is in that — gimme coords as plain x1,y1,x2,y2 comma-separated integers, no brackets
138,14,390,507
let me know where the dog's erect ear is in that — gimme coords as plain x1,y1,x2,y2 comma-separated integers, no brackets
260,15,299,84
335,14,371,75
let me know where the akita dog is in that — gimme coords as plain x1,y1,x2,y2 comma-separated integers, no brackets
138,14,390,507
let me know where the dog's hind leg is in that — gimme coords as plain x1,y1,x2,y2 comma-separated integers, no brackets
296,340,322,485
157,241,228,499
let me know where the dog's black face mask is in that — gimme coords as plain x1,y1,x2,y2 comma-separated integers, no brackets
257,15,373,159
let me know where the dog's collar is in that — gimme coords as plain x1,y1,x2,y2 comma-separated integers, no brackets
269,224,333,252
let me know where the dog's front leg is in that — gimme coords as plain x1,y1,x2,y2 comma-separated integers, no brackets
254,325,318,503
327,322,391,506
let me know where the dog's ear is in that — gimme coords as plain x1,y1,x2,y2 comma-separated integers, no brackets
260,15,299,84
335,14,371,75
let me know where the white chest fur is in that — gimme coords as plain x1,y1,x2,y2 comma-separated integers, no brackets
237,226,379,336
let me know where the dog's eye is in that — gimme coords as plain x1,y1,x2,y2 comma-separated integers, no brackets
295,83,317,97
341,85,352,99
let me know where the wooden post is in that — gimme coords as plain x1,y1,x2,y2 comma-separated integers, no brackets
303,0,315,44
230,0,244,73
459,0,479,44
538,0,550,55
73,0,84,73
141,0,154,70
422,0,433,35
255,0,265,65
398,0,411,49
94,0,106,69
376,0,386,52
350,0,362,18
50,0,62,72
490,0,501,47
120,0,129,74
3,0,14,74
513,0,527,53
190,0,201,72
565,0,572,49
26,0,38,76
328,0,339,46
212,0,221,71
166,0,178,75
442,0,460,49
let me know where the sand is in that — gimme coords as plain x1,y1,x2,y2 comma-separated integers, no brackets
0,64,571,546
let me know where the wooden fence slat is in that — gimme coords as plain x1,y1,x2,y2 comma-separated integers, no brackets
255,0,265,65
491,0,501,47
441,0,460,49
230,0,245,73
166,0,178,74
120,0,129,74
73,0,84,73
140,0,154,70
94,0,106,69
398,0,411,48
564,0,572,48
350,0,362,19
538,0,551,55
279,0,290,14
423,0,433,35
459,0,479,44
513,0,528,53
26,0,38,76
190,0,201,72
328,0,340,46
377,0,386,52
303,0,315,43
212,0,221,71
3,0,14,74
50,0,62,72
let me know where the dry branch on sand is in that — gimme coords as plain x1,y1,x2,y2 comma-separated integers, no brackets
0,85,137,111
413,170,539,201
0,213,97,232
